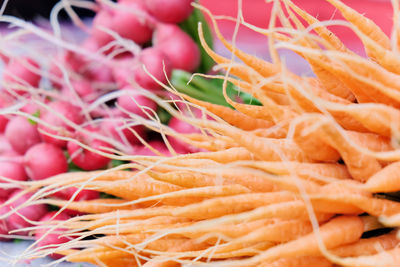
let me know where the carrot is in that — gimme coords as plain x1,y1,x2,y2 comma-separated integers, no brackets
310,194,400,218
194,120,313,162
330,232,399,257
197,23,260,84
261,256,333,267
147,169,276,192
182,147,255,163
43,198,141,214
202,216,363,266
142,260,180,267
330,246,400,267
91,176,184,200
324,0,391,50
363,161,400,192
317,117,382,181
176,93,273,130
196,3,280,78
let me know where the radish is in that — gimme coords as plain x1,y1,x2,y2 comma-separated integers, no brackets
2,57,41,90
0,160,27,199
0,135,19,156
24,143,68,180
101,117,145,146
0,200,11,241
91,9,114,47
5,116,41,154
153,24,200,72
38,101,84,148
112,56,136,87
6,191,47,236
53,187,99,202
133,47,172,90
117,87,157,117
144,0,193,23
168,116,201,153
0,93,13,132
111,1,153,45
62,79,98,103
35,211,72,259
135,140,172,156
67,126,112,171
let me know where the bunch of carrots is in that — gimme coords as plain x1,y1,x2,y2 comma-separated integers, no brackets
4,0,400,266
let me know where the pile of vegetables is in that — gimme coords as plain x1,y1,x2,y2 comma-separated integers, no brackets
4,0,400,266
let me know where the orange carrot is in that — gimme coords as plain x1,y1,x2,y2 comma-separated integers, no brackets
262,256,333,267
325,0,391,50
205,216,363,266
330,232,399,257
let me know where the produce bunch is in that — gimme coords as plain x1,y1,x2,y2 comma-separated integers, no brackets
0,0,226,252
4,0,400,266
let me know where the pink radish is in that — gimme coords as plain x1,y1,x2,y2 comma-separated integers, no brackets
112,56,136,87
133,47,172,90
5,116,41,154
0,93,13,132
0,160,27,200
135,140,172,156
144,0,193,23
91,9,114,47
117,87,157,117
3,57,41,91
53,187,99,202
35,211,72,259
0,135,19,156
153,24,200,72
38,101,84,148
62,79,98,103
6,190,47,235
111,1,153,45
0,201,11,241
101,117,145,146
168,116,201,153
24,143,68,180
67,126,112,171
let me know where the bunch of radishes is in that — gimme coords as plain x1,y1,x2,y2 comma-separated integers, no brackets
0,0,213,254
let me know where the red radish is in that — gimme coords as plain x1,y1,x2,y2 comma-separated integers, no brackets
5,116,41,154
62,79,98,103
53,187,99,202
117,87,157,117
24,143,68,180
91,9,114,47
0,116,8,133
168,116,201,153
154,24,200,72
133,47,172,90
6,191,47,235
144,0,193,23
0,93,13,132
112,56,136,87
101,117,145,146
35,211,72,259
0,135,19,156
135,140,172,156
2,57,41,90
111,1,153,45
0,160,27,199
0,201,11,241
67,126,113,171
38,101,84,148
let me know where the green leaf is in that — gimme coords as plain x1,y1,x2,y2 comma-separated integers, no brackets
179,7,215,73
27,110,40,125
110,159,128,168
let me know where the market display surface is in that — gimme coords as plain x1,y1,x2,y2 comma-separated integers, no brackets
1,0,400,266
